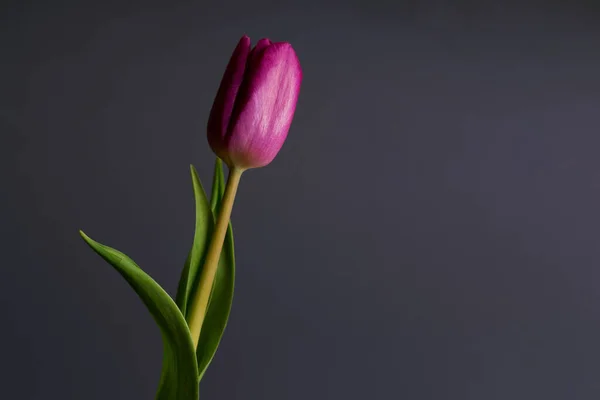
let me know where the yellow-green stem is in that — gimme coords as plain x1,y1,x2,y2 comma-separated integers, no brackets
187,166,244,349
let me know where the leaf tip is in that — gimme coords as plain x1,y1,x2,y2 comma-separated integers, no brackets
79,230,97,248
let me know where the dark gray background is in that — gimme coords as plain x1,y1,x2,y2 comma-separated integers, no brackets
3,1,600,399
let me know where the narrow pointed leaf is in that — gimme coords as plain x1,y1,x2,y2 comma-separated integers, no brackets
196,158,236,379
210,158,225,213
197,219,235,380
175,165,214,317
176,159,236,379
79,231,199,400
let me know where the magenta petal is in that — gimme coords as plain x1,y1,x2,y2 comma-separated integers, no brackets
226,42,302,169
207,35,251,160
249,38,271,63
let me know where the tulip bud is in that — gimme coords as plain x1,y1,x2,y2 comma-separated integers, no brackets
207,35,302,170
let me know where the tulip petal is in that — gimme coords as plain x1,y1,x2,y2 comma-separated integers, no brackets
249,38,271,63
227,42,302,169
207,35,251,161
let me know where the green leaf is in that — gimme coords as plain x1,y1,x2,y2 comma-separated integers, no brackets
175,159,236,379
210,158,225,213
175,165,214,317
79,231,199,400
196,158,235,380
197,226,235,379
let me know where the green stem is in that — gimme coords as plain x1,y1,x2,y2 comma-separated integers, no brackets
187,166,244,349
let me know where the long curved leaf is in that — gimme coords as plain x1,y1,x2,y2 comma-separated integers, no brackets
197,158,235,379
174,159,236,379
175,165,214,317
79,231,199,400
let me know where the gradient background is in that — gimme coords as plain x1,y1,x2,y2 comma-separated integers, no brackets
3,1,600,399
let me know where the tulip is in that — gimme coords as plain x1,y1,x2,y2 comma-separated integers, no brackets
187,36,301,348
207,35,302,170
